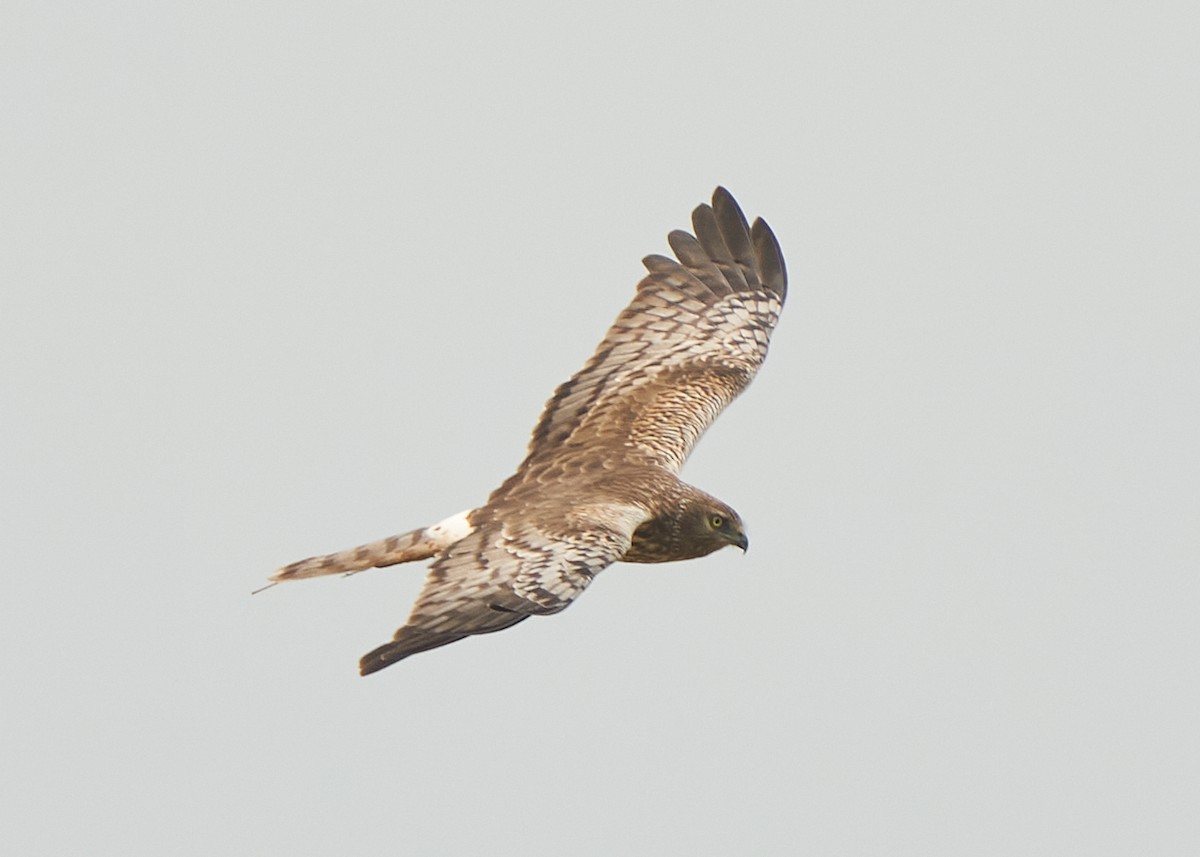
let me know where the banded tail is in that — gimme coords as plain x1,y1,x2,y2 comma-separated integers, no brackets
263,509,474,585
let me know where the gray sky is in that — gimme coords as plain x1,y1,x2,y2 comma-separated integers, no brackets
3,2,1198,854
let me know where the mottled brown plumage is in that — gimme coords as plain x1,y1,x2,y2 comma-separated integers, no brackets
267,188,788,675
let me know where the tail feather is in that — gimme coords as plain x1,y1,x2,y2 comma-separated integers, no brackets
266,508,475,584
269,527,435,582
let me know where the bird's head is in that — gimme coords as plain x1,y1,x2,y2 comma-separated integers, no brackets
683,495,748,555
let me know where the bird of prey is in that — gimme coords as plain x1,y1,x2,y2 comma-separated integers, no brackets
267,187,787,675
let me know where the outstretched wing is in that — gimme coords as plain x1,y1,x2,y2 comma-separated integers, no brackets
358,504,646,675
508,187,787,481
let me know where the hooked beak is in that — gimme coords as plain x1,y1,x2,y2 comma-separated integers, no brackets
732,531,749,553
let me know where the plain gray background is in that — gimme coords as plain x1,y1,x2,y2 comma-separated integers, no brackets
3,2,1197,854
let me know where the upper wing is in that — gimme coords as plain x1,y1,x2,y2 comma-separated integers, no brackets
358,504,645,675
507,187,787,481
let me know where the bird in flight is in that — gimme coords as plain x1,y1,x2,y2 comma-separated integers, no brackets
266,187,788,675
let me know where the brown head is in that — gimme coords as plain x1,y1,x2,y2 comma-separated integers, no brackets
625,488,748,563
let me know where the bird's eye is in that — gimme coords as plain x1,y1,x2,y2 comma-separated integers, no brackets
710,515,724,529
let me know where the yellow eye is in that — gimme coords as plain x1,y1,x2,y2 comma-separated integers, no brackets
710,515,724,529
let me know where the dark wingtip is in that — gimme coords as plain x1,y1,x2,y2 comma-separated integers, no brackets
712,187,751,237
709,187,787,301
751,217,787,299
358,629,470,675
358,646,395,676
358,639,411,676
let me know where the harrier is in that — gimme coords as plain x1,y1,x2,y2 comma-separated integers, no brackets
267,188,787,675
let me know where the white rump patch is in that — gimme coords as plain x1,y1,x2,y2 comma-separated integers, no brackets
424,509,474,547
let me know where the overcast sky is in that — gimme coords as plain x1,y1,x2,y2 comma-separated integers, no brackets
3,2,1198,855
